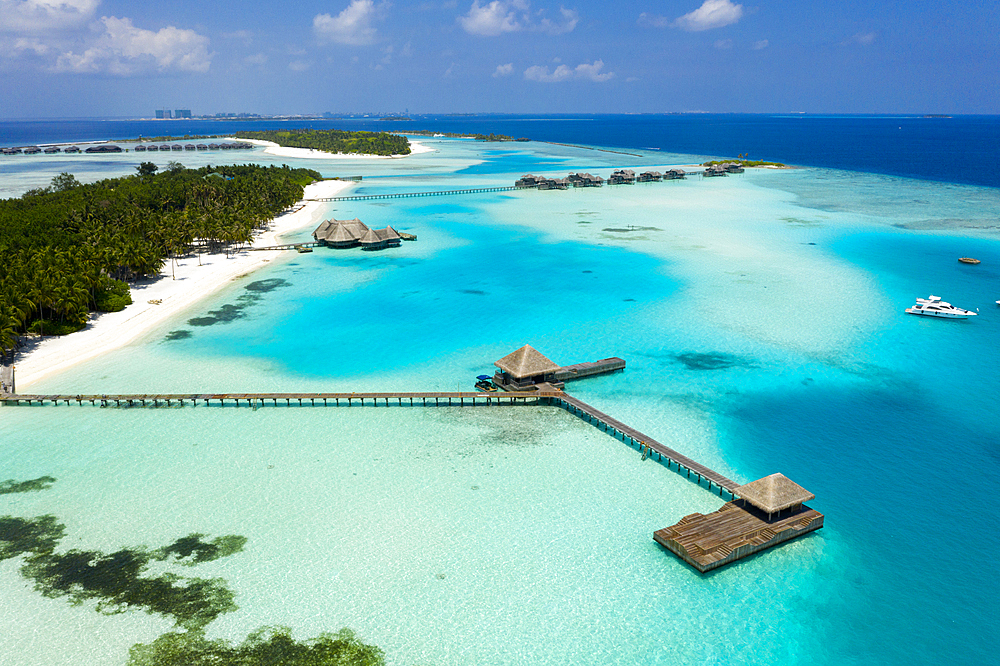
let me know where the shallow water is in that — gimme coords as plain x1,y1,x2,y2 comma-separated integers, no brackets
3,135,999,665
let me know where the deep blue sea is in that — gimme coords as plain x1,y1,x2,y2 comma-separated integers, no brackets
1,116,999,665
3,113,1000,187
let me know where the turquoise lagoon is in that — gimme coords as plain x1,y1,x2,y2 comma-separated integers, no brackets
2,137,999,665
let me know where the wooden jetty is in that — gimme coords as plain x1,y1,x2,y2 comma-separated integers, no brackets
553,357,626,383
308,185,532,202
653,474,823,572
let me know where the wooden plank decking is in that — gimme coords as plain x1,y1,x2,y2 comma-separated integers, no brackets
654,502,824,572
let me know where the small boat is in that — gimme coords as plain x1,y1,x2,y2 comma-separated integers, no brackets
958,257,981,264
295,246,313,253
905,295,977,319
475,375,498,392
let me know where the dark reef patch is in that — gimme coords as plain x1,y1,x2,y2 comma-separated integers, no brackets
164,330,192,341
187,279,290,327
128,626,385,666
674,352,756,371
0,515,65,559
154,533,247,566
244,278,289,293
459,289,487,296
0,475,56,495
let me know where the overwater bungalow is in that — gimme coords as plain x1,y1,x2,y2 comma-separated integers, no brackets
538,177,569,190
197,144,209,150
171,144,183,151
312,218,401,250
2,148,22,155
515,174,542,187
567,172,604,187
654,473,823,572
493,345,563,391
159,144,171,151
208,144,220,150
85,144,122,153
725,162,745,173
638,171,662,182
134,144,147,152
703,165,728,177
63,146,80,153
23,146,41,154
608,169,636,184
44,147,61,154
146,144,158,151
184,144,196,151
664,169,686,180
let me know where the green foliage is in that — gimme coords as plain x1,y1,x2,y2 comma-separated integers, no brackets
234,129,410,156
0,475,56,495
128,627,385,666
702,159,786,167
0,163,320,356
94,277,133,312
27,319,86,336
137,162,159,178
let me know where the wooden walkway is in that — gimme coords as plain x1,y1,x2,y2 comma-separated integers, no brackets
1,388,738,497
307,185,530,202
557,394,739,494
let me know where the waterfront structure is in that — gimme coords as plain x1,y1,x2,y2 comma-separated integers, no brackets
638,171,662,182
609,169,636,184
312,218,401,250
538,177,569,190
664,169,686,180
654,473,823,572
515,174,542,187
703,165,728,177
725,162,745,173
568,173,604,187
493,345,562,390
85,145,122,153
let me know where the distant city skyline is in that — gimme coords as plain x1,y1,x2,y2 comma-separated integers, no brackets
1,0,997,119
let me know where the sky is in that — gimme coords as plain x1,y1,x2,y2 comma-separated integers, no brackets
0,0,997,118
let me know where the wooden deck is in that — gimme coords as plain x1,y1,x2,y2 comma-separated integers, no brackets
654,502,824,573
307,185,532,202
553,357,626,382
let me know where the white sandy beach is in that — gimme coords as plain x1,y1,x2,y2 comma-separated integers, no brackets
11,179,354,390
241,138,434,160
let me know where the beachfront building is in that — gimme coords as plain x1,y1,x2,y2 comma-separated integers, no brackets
664,169,687,180
493,345,563,391
608,169,636,184
638,171,662,182
312,218,401,251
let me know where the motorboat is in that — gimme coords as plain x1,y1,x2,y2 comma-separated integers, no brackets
958,257,981,264
475,374,498,392
905,295,977,319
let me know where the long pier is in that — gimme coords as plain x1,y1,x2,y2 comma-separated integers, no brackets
1,388,737,497
308,185,529,202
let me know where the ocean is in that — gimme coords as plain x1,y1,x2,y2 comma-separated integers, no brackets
1,116,998,665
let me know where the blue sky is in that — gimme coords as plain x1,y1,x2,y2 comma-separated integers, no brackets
0,0,997,118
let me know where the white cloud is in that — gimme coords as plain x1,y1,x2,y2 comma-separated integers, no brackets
459,1,520,36
13,37,50,54
846,32,875,45
537,7,578,35
289,59,311,71
752,39,768,50
0,0,100,33
714,38,732,49
244,53,267,65
314,0,378,45
637,13,670,28
674,0,743,32
53,16,211,74
524,59,613,83
493,62,513,77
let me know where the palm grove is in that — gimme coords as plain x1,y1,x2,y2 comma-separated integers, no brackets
0,162,321,361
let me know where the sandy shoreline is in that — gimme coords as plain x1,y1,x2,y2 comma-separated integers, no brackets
11,179,354,390
241,138,434,160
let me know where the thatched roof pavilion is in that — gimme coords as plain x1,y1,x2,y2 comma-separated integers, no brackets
493,345,563,390
313,218,401,251
736,473,814,516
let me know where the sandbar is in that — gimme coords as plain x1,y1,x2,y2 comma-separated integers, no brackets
12,179,353,390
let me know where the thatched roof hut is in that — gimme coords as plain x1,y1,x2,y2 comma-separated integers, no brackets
494,345,560,380
736,473,814,515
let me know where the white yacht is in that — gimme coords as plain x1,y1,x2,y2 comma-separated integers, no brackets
905,295,977,319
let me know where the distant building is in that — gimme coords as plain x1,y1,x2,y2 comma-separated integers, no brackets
174,109,192,119
155,109,171,119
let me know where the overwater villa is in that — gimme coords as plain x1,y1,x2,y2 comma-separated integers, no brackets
664,168,687,180
638,171,662,182
492,345,626,391
654,473,823,572
568,172,605,187
538,177,569,190
608,169,636,184
85,145,122,153
724,162,745,173
703,165,728,177
312,218,401,251
515,174,542,187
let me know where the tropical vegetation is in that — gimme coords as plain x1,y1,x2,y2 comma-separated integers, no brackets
0,163,320,360
234,129,410,156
